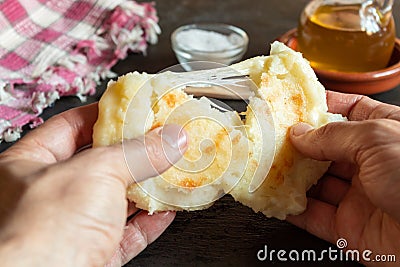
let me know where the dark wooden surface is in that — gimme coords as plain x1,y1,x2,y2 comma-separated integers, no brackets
1,0,400,266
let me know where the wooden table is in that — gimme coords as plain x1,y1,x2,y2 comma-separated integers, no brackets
1,1,400,266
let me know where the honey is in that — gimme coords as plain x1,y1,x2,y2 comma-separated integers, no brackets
298,4,395,72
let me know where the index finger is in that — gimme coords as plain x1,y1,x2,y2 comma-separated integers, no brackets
326,91,400,121
1,103,98,164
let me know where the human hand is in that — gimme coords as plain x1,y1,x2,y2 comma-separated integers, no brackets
288,91,400,266
0,104,188,267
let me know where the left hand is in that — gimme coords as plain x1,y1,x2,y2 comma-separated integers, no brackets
0,103,188,267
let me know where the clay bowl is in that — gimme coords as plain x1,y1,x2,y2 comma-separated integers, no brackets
277,28,400,95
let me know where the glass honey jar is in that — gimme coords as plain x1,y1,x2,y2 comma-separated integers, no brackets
298,0,396,72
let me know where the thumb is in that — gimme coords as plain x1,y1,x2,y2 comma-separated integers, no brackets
75,124,188,187
289,121,372,164
124,124,188,184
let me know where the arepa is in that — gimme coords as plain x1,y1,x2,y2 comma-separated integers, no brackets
92,42,345,219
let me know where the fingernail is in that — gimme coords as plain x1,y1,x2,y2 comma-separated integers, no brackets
158,124,187,150
291,123,314,136
161,211,176,217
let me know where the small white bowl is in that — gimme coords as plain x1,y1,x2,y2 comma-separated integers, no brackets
171,23,249,71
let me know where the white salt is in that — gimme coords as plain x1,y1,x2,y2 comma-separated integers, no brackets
175,29,240,52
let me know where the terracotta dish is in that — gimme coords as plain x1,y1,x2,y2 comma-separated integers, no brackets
277,28,400,95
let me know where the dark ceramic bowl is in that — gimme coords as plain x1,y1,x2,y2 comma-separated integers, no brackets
277,28,400,95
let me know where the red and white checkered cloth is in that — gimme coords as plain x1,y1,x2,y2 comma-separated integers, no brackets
0,0,160,142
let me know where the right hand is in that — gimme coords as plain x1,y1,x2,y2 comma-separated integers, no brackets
288,91,400,266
